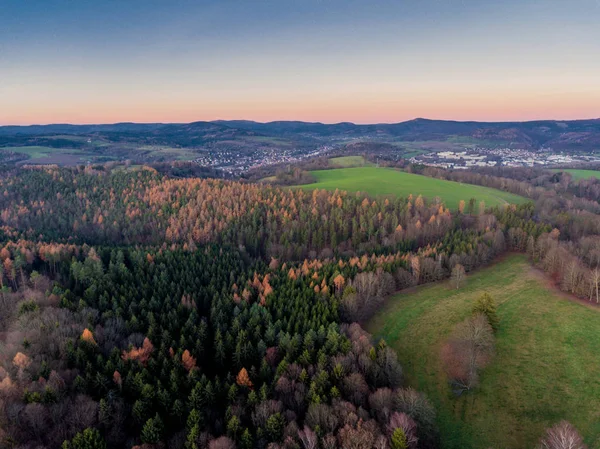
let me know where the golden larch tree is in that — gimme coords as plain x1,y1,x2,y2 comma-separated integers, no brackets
236,368,253,388
81,328,97,345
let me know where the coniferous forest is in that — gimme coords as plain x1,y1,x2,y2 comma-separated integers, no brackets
4,0,600,446
0,165,576,449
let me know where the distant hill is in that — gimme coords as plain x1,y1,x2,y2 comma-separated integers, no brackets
0,123,167,135
215,118,600,149
2,118,600,153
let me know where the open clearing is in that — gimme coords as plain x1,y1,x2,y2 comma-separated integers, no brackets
134,145,199,161
297,167,527,209
366,254,600,449
2,146,90,165
552,168,600,180
2,144,198,163
1,146,77,159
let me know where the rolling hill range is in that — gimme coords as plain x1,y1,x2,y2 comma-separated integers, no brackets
1,118,600,166
216,117,600,148
3,118,600,149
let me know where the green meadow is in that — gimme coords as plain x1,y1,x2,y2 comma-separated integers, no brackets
367,255,600,449
1,146,73,159
297,167,527,209
552,168,600,180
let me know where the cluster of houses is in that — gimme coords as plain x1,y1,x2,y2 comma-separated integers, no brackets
411,148,600,169
194,145,331,175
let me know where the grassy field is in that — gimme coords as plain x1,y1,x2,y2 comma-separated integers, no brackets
2,143,198,163
1,146,73,159
297,167,527,209
329,155,373,168
552,168,600,180
134,145,200,161
1,146,99,165
46,135,110,147
366,255,600,449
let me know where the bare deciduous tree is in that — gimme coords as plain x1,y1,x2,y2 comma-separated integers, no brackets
537,421,587,449
450,264,466,289
368,388,394,423
320,434,337,449
395,388,436,432
298,426,318,449
341,270,395,322
337,421,377,449
588,268,600,303
387,412,418,449
208,436,236,449
441,313,495,392
343,373,370,407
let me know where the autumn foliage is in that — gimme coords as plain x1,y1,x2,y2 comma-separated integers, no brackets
0,165,584,449
122,338,154,365
236,368,253,388
81,328,97,345
0,168,455,261
12,352,31,370
181,350,197,372
113,370,122,387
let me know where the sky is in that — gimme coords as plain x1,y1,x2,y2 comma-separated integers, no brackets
1,0,600,125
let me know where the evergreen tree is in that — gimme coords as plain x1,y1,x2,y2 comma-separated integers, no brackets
391,428,408,449
141,414,164,444
472,292,499,331
62,428,106,449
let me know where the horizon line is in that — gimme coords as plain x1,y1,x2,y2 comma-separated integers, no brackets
2,116,600,128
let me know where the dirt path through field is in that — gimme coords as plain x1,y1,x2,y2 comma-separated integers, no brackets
527,265,600,311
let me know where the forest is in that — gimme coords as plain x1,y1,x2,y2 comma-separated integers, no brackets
0,163,594,449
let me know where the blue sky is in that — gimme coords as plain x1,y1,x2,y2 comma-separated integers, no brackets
2,0,599,124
